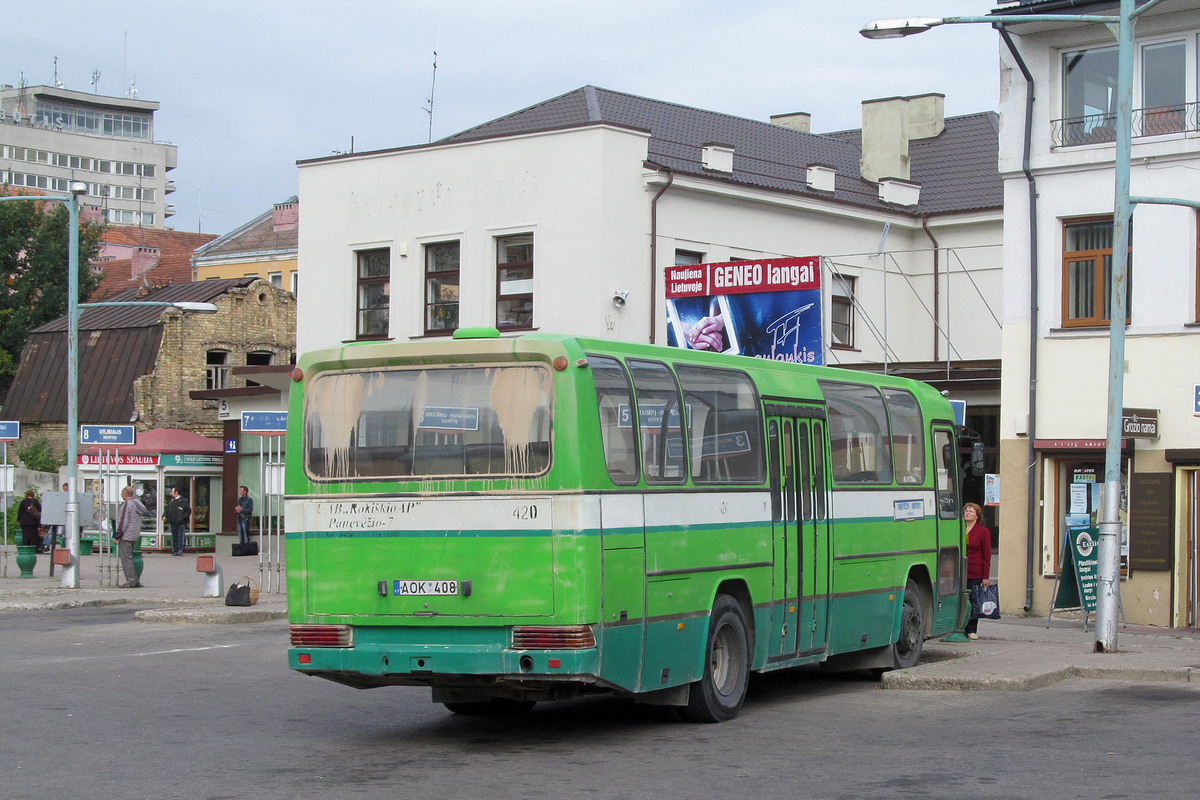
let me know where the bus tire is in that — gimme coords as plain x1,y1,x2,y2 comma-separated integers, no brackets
892,578,926,670
443,699,536,716
683,594,750,723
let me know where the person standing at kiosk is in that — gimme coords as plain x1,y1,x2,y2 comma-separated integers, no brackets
163,487,192,556
234,485,253,545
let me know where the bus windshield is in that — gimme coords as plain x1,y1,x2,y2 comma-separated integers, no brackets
303,364,552,480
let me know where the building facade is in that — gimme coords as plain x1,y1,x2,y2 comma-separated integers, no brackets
995,0,1200,626
1,278,296,455
296,88,1005,509
0,83,177,228
192,197,299,293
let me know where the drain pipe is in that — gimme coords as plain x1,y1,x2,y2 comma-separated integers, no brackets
649,167,674,344
921,215,941,364
999,25,1042,612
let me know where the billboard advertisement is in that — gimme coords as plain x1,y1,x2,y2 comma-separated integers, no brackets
664,256,823,365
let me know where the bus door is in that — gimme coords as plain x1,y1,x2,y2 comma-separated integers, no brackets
932,424,965,630
767,405,830,662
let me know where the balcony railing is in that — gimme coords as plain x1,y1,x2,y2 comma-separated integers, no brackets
1051,102,1199,147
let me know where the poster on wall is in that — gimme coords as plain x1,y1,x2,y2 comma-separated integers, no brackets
664,257,823,365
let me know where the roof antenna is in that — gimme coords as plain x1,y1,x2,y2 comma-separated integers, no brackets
423,50,438,143
53,56,63,88
91,69,101,93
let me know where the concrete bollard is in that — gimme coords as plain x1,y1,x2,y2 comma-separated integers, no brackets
196,554,224,598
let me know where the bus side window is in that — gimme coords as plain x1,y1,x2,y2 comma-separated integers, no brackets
884,388,925,485
934,428,959,519
675,365,764,485
819,381,893,485
628,359,687,484
587,356,639,485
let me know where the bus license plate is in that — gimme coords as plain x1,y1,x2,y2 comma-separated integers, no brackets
393,580,458,596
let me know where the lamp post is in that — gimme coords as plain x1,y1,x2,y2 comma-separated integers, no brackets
0,182,88,586
1,185,220,587
862,0,1184,652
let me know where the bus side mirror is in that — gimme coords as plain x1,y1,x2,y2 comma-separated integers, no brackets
970,442,985,477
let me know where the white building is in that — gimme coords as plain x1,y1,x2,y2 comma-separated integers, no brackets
297,86,1005,501
0,83,177,227
995,0,1200,626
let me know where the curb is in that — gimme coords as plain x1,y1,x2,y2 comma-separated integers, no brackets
134,607,288,624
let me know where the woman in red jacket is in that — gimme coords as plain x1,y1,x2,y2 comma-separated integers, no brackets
964,502,992,639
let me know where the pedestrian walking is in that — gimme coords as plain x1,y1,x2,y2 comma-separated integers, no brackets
115,485,145,588
234,485,254,545
163,487,191,556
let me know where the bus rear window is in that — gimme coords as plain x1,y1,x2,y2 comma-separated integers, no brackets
303,365,552,480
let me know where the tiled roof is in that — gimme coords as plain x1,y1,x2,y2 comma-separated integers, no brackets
101,226,217,255
434,86,1001,216
91,225,219,300
91,253,198,300
193,197,299,261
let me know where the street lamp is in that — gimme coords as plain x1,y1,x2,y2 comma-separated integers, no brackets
0,181,88,586
861,0,1191,652
69,299,218,588
0,184,220,587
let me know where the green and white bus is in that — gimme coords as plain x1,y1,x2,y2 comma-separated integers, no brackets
286,328,967,722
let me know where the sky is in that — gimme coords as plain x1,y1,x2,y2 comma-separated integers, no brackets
8,0,1001,237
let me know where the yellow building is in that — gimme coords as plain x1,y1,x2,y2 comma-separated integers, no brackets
192,197,298,293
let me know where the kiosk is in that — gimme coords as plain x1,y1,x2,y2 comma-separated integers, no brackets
77,428,224,553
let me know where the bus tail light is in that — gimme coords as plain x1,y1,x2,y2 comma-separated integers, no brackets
290,624,353,647
512,625,596,650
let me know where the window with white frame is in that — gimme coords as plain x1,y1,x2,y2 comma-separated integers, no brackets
206,350,229,390
1058,35,1191,146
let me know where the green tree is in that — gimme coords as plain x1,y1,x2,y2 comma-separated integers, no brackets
16,434,65,473
0,188,104,395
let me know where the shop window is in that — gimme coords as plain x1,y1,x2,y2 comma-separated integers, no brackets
424,241,459,335
496,234,533,330
1062,217,1132,328
356,248,390,340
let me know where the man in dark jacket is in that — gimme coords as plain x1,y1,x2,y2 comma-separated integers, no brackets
17,490,41,547
163,487,191,556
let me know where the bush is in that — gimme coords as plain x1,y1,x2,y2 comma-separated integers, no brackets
17,435,64,473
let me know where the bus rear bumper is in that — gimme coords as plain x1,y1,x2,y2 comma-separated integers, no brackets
288,629,603,695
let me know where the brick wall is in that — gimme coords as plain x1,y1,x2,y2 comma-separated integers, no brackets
135,280,297,437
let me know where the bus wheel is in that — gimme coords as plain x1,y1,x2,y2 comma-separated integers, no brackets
892,579,926,670
443,699,536,716
683,595,750,723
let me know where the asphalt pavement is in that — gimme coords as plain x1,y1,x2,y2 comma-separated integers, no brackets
3,544,1198,691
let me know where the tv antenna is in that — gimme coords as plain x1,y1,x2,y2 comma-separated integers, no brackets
423,50,438,143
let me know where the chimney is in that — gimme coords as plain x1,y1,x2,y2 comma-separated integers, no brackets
272,201,298,232
130,246,160,279
771,112,811,133
859,93,944,183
